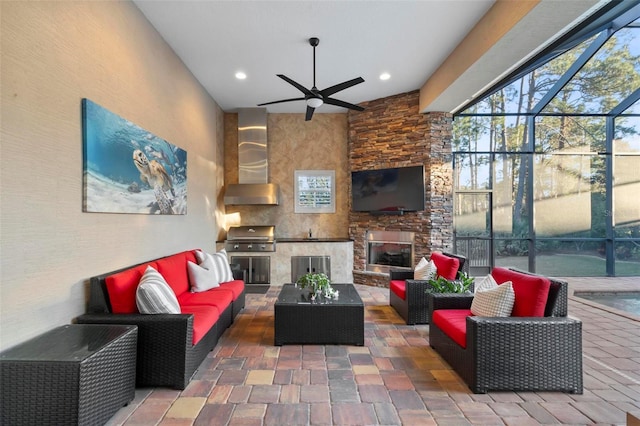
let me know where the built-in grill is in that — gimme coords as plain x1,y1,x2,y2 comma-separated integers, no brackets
225,225,276,252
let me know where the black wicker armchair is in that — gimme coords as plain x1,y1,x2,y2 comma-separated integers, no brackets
428,268,583,394
389,252,469,325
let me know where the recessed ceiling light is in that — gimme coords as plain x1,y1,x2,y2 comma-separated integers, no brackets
235,71,247,80
379,72,391,81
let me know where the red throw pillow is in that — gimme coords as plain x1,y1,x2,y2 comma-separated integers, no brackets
430,252,460,281
491,267,550,317
105,262,156,313
156,251,197,297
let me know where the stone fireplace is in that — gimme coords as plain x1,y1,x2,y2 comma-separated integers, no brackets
366,230,415,274
348,91,454,288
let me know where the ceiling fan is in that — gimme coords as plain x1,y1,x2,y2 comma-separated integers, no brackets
258,37,365,121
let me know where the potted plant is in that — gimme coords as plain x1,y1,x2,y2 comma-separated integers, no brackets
295,272,338,301
426,272,474,294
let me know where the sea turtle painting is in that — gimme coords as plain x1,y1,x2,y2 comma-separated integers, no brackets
83,98,187,214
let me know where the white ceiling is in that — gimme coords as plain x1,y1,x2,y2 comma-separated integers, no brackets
133,0,604,115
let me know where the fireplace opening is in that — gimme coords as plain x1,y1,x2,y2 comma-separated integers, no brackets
366,230,415,274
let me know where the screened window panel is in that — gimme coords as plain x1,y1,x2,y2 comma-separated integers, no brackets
614,116,640,153
533,154,606,237
613,155,640,236
542,28,640,115
534,115,605,153
614,241,640,276
535,240,606,276
454,153,490,190
452,116,493,152
620,98,639,115
492,154,517,235
454,193,490,237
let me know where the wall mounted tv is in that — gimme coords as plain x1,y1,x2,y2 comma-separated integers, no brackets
351,165,425,214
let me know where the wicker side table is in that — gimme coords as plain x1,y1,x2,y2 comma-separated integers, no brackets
1,324,137,426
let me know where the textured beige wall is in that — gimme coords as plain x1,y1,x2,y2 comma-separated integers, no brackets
0,2,225,350
224,113,350,240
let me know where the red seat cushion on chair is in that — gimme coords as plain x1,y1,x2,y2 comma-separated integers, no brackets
491,267,550,317
105,262,157,313
430,252,460,281
432,309,472,349
390,280,406,300
180,304,220,345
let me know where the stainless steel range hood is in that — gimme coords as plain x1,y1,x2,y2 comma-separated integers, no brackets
224,108,280,205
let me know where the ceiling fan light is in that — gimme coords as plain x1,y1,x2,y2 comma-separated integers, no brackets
306,97,323,109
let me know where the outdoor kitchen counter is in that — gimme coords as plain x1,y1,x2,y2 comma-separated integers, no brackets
216,239,354,286
277,238,352,243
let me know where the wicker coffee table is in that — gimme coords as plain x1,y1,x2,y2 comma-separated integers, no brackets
274,283,364,346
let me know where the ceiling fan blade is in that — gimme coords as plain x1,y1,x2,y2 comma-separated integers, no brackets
305,105,315,121
319,77,364,97
257,97,305,106
277,74,314,96
324,97,364,111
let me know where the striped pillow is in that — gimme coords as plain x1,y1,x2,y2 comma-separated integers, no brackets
196,249,234,283
136,266,181,314
470,274,515,317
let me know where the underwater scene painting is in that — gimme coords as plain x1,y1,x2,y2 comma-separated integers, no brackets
82,99,187,214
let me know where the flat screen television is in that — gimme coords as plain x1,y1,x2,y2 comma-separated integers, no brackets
351,165,425,213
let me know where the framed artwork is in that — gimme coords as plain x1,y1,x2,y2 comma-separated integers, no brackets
294,170,335,213
82,99,187,214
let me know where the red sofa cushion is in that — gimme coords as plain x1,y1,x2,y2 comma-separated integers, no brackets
156,251,197,297
390,280,406,300
218,279,245,299
180,304,220,345
178,287,234,316
105,262,157,314
431,252,459,281
432,309,471,349
491,267,550,317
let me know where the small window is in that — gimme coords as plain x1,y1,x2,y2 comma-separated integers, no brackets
294,170,335,213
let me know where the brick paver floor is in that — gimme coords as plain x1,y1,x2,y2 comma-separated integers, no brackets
108,277,640,425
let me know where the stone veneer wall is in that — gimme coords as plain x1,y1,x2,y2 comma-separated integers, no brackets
348,91,454,287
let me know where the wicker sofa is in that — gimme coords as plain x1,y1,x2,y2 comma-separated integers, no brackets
76,249,244,390
389,252,469,325
428,267,583,394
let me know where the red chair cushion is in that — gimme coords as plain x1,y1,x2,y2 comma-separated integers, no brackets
218,279,245,300
431,252,460,281
390,280,406,300
180,305,220,345
156,251,197,297
491,267,550,317
178,287,234,316
105,262,157,313
432,309,472,349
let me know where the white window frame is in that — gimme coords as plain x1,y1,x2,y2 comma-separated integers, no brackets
294,170,336,213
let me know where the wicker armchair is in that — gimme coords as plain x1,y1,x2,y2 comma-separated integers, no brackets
428,268,583,394
389,252,468,325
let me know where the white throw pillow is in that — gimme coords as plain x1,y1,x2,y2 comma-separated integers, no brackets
188,255,221,292
196,249,234,283
136,266,181,314
470,274,515,317
414,257,437,280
